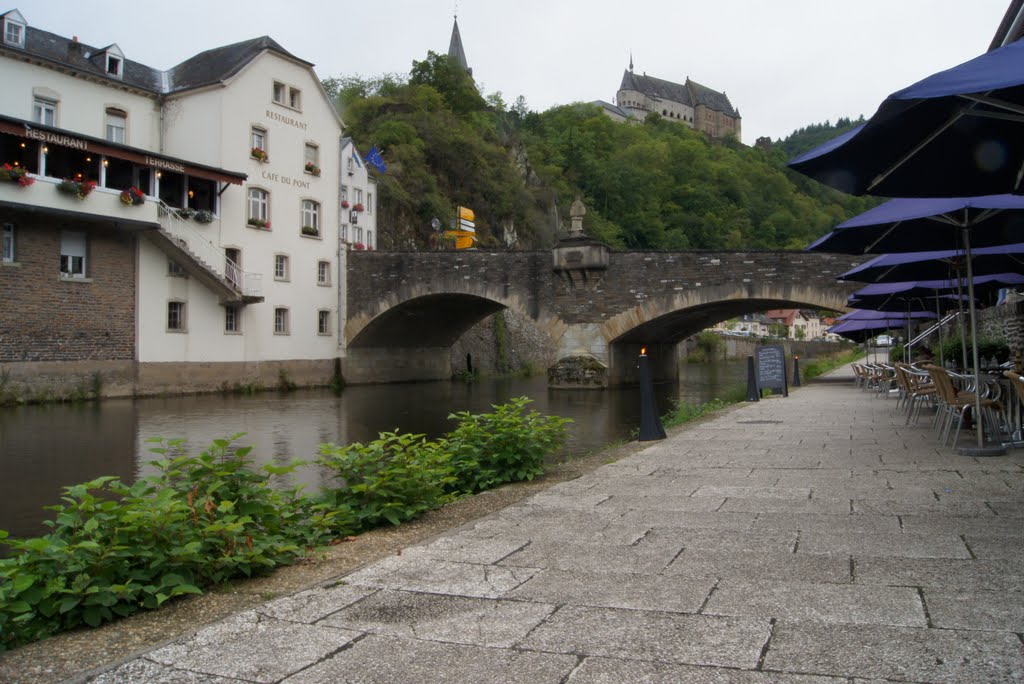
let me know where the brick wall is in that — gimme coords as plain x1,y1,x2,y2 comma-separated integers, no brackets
0,213,136,362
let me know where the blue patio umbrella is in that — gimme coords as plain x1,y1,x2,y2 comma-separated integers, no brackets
788,39,1024,198
847,274,1024,311
839,243,1024,283
806,195,1024,255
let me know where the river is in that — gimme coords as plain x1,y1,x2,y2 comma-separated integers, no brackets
0,360,749,539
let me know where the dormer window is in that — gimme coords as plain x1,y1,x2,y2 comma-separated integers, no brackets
3,10,25,48
102,44,125,80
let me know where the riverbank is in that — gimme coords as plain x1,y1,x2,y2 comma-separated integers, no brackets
0,418,734,683
32,360,1024,683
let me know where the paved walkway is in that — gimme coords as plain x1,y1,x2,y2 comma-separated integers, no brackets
87,367,1024,683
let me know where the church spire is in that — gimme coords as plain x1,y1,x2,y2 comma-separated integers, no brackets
629,51,634,72
448,16,472,77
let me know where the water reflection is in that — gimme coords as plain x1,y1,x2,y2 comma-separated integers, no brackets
0,360,748,538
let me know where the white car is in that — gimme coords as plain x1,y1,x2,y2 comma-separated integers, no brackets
875,334,894,347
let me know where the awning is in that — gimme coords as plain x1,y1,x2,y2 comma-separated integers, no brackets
0,115,247,186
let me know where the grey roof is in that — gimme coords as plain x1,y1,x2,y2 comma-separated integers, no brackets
1,18,308,95
619,70,692,106
685,78,738,117
167,36,310,92
592,100,629,118
618,69,739,117
9,25,163,92
447,17,472,76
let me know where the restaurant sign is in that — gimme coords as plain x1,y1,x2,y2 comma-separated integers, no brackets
23,125,88,151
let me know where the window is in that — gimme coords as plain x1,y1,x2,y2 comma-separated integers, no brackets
251,126,266,152
224,305,239,333
105,108,126,143
301,200,319,236
274,253,289,281
274,307,289,334
247,188,269,226
367,230,373,249
272,81,285,104
304,143,318,166
2,224,13,262
106,54,122,77
34,98,56,126
289,87,301,110
367,192,373,214
4,17,24,47
317,260,330,286
340,224,348,242
355,188,363,204
318,310,330,335
60,231,86,277
167,259,184,276
167,301,186,332
340,185,348,202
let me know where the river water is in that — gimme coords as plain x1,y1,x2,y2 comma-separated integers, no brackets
0,360,749,539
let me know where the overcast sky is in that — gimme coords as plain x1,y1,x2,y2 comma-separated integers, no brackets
12,0,1013,144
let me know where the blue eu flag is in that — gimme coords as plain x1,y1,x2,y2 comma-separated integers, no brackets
364,146,387,174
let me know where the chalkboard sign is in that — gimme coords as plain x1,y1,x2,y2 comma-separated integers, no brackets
756,345,788,397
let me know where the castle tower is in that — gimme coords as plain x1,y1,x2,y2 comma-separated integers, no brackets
448,17,472,77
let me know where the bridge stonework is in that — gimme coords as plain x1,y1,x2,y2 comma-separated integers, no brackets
344,249,863,386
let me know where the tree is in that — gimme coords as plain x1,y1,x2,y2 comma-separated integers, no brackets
409,52,486,115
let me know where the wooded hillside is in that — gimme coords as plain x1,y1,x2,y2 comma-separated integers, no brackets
324,55,875,251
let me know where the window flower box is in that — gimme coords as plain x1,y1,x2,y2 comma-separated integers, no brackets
341,200,350,209
194,209,214,224
1,163,33,187
301,225,319,237
120,187,145,206
304,162,321,176
251,147,269,162
354,203,365,212
352,242,366,250
247,218,271,230
173,206,194,217
58,179,96,200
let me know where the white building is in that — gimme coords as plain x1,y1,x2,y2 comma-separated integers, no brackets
0,8,345,395
339,138,377,251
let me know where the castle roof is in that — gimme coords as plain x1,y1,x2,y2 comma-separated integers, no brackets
592,100,629,118
619,70,692,106
618,69,739,117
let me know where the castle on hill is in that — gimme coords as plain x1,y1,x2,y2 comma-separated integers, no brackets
596,60,742,141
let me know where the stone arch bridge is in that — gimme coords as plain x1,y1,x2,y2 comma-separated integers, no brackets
343,242,863,387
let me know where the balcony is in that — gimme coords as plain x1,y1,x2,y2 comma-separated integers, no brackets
0,174,160,228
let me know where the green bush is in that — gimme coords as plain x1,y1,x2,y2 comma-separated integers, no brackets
445,397,571,493
0,436,324,651
0,400,572,651
316,431,456,529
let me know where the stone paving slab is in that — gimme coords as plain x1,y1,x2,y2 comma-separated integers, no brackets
720,496,852,515
504,568,715,613
282,634,578,684
852,498,996,516
705,579,926,627
923,589,1024,631
343,555,539,598
663,548,852,583
518,605,770,669
144,611,360,683
750,512,901,535
594,494,730,514
764,620,1024,682
566,657,848,683
900,513,1024,536
853,556,1024,592
320,589,555,647
798,530,971,559
498,539,681,574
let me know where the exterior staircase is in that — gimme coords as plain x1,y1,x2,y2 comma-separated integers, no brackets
146,202,263,304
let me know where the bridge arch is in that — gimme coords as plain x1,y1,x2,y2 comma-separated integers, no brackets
580,281,857,386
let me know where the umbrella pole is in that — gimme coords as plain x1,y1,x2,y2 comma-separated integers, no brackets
936,292,945,366
960,228,1001,454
